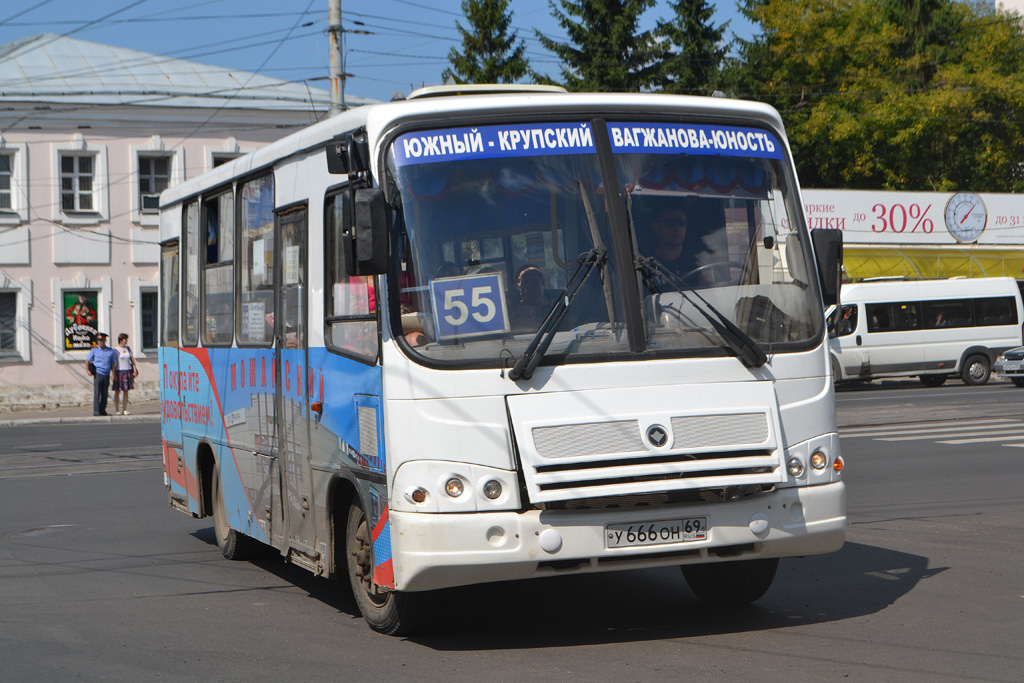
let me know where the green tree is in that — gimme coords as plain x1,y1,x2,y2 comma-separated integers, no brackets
654,0,728,95
734,0,1024,192
442,0,530,85
537,0,659,92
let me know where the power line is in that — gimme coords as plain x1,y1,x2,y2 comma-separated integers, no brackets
0,0,56,27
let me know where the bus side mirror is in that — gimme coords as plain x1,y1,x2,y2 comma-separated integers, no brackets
811,229,842,308
344,188,389,276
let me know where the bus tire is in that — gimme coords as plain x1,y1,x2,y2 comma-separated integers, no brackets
919,374,947,387
212,463,261,561
682,558,778,605
1012,378,1024,387
961,355,991,386
345,502,424,636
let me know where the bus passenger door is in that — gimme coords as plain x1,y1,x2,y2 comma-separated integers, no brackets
275,207,317,556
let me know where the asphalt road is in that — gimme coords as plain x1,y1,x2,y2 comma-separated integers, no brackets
1,385,1022,682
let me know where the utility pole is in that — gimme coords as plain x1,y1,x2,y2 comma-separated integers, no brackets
328,0,344,116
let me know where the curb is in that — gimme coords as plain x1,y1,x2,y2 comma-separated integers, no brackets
0,414,161,428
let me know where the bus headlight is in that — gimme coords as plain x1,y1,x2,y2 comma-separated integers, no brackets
391,462,520,512
810,450,828,470
483,480,502,499
787,457,805,477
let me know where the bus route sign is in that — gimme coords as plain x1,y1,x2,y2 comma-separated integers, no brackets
430,273,510,340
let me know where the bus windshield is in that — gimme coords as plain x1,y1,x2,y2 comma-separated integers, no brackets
386,120,821,366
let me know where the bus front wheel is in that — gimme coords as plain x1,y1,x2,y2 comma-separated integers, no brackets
345,503,424,635
682,558,779,605
961,355,991,385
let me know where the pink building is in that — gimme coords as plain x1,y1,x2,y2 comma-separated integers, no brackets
0,34,372,411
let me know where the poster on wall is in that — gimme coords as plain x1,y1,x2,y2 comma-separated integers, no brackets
63,290,98,350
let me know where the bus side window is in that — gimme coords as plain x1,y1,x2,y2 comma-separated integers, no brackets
325,192,379,362
866,303,893,332
895,302,920,330
238,174,275,346
203,191,234,345
974,296,1018,326
183,200,200,346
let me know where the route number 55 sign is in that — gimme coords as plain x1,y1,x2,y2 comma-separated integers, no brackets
430,272,510,340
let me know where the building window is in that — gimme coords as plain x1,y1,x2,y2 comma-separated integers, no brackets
141,290,158,351
139,155,170,213
60,154,96,212
212,152,242,168
0,153,12,211
0,291,16,356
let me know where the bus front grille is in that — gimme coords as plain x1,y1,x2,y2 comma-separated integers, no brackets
520,412,782,504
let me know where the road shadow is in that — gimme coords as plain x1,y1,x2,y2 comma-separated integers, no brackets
192,528,939,648
191,526,362,619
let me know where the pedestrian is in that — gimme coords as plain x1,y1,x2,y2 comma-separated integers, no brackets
85,333,117,416
112,333,139,415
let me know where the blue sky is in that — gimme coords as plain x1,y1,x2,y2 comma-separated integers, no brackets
0,0,757,103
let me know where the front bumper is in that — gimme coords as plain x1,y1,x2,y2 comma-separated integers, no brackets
390,481,845,592
994,359,1024,378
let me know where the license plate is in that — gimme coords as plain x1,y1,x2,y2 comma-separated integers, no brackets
605,518,708,548
1001,362,1022,372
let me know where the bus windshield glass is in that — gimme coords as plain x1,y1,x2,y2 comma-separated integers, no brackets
386,120,821,365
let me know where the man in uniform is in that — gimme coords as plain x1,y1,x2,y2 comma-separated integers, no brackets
85,333,117,416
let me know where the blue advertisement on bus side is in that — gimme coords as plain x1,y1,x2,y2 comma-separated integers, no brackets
392,122,784,167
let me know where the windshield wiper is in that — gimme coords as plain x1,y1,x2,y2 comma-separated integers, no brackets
508,246,607,381
636,255,767,368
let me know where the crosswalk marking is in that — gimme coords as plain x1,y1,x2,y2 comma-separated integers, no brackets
841,419,1019,437
878,427,1024,441
840,418,1024,448
938,434,1024,445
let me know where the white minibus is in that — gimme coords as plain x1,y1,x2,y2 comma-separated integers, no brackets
829,277,1024,386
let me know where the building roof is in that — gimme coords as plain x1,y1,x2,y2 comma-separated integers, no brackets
0,33,374,111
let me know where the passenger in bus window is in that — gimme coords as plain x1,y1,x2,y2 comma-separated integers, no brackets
512,265,552,331
650,206,697,278
934,312,948,327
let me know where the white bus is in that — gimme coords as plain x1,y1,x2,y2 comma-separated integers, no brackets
159,86,846,635
829,277,1024,386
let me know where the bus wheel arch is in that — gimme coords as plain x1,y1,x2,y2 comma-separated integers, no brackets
196,442,216,518
336,490,427,636
327,476,359,578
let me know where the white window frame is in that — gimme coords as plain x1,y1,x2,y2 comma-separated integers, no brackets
52,135,109,226
0,139,29,226
130,136,184,227
129,276,159,357
0,275,32,363
51,274,112,362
